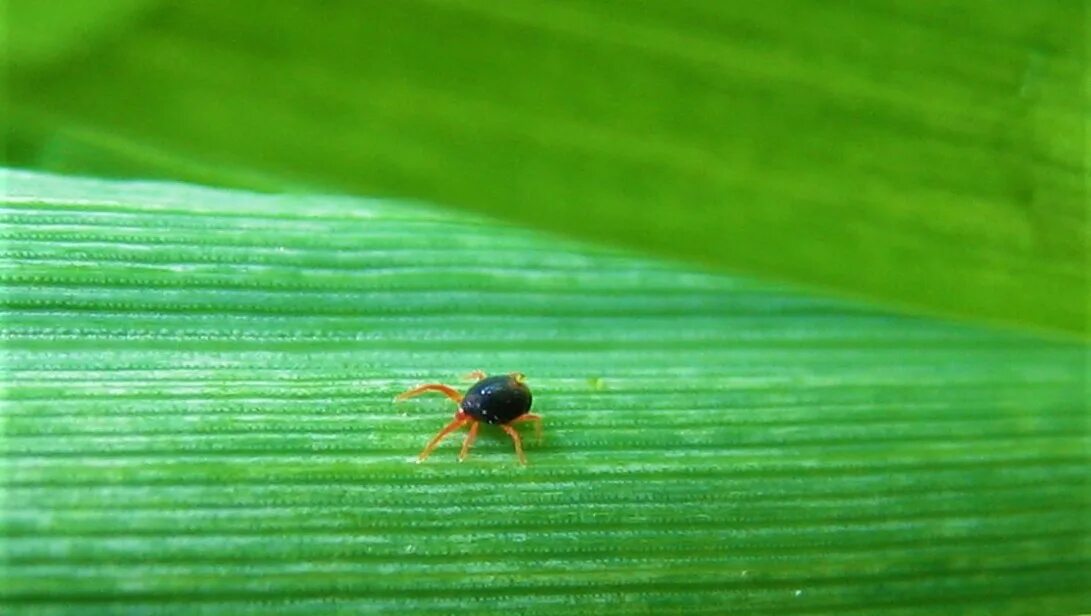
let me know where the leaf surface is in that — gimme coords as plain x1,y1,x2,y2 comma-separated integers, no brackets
2,170,1087,614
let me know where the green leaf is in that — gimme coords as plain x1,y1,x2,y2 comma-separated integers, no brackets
2,169,1087,614
0,0,151,67
5,1,1086,337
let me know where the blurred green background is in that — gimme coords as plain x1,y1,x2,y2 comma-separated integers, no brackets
1,1,1088,614
5,0,1086,336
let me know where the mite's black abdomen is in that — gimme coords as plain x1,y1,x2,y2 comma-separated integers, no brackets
461,375,532,424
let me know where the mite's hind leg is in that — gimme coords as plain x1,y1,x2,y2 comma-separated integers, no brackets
418,415,469,462
395,383,462,405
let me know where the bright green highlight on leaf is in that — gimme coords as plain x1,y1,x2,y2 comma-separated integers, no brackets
1,170,1087,614
4,1,1086,337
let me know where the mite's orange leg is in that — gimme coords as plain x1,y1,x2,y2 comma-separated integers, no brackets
510,413,544,444
462,370,487,381
395,383,462,405
500,424,527,465
459,420,480,461
418,415,469,462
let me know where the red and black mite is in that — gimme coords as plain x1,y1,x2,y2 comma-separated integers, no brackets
395,371,543,465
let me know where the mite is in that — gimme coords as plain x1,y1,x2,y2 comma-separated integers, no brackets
395,371,543,465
